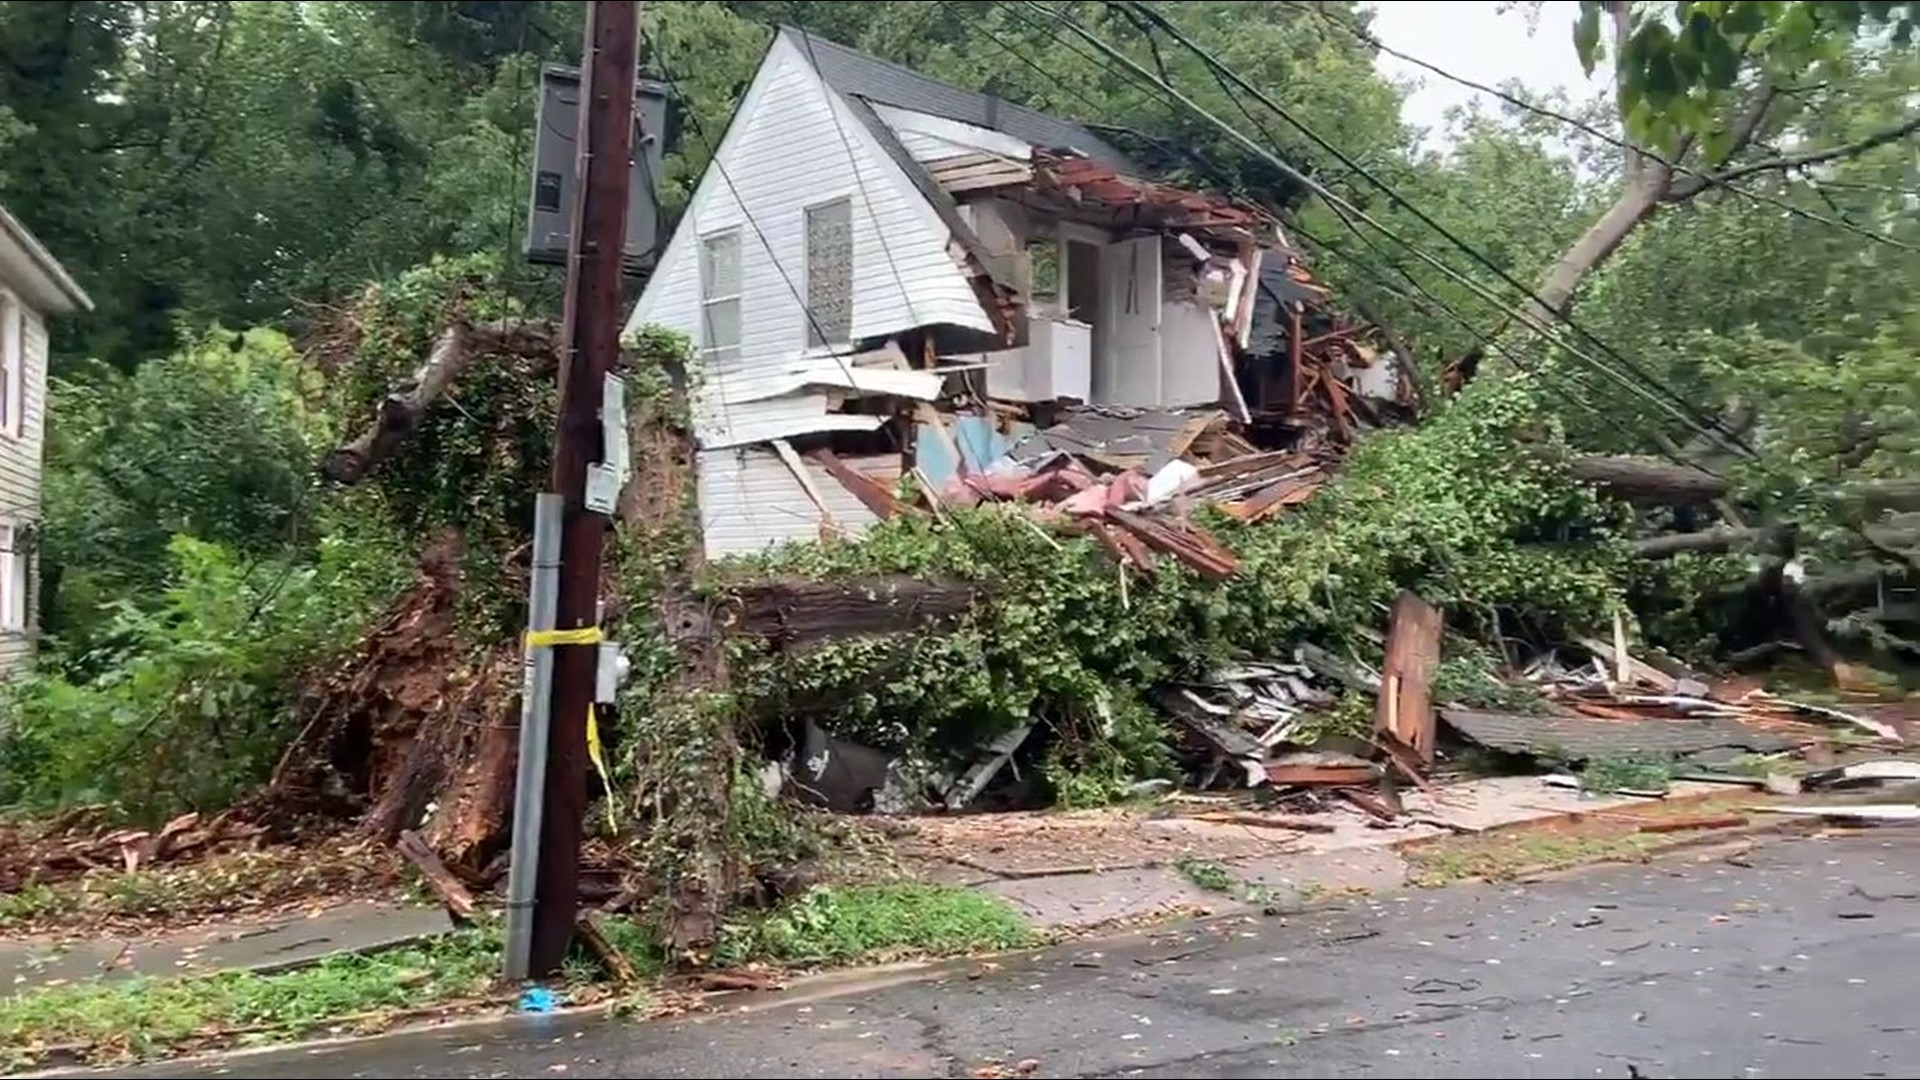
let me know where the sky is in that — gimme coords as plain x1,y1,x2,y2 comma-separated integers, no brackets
1363,0,1613,149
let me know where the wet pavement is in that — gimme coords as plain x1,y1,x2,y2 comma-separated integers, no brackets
84,831,1920,1079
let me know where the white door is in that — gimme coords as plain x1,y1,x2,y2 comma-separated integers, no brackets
1096,235,1162,406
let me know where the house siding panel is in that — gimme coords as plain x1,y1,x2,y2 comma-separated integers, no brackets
627,37,990,452
696,447,892,559
0,304,46,678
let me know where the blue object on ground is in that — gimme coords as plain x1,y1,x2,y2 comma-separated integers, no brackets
518,986,562,1013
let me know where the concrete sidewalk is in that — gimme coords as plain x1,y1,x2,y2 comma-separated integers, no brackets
0,902,454,990
72,831,1920,1079
903,776,1745,931
0,776,1739,992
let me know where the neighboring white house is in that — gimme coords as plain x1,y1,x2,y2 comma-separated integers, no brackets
0,203,92,678
625,28,1398,559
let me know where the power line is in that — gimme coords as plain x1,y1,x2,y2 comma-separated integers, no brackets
1074,0,1753,456
1290,0,1920,255
1012,0,1705,441
970,1,1629,429
1110,0,1744,443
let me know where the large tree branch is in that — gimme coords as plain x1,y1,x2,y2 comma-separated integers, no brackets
1671,112,1920,198
320,320,558,485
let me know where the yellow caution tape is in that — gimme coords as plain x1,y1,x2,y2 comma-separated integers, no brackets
524,625,618,833
524,626,606,648
587,704,618,834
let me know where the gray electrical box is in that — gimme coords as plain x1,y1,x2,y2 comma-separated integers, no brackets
525,63,670,277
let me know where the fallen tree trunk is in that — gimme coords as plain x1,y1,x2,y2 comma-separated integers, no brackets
321,320,557,485
1632,526,1777,559
725,577,979,647
1570,455,1730,504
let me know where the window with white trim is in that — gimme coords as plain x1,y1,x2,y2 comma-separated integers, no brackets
0,289,21,441
804,197,853,348
0,523,24,634
699,230,742,370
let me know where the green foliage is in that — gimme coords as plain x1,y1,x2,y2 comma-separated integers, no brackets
324,253,555,639
709,378,1633,787
0,928,501,1071
40,325,330,643
1575,1,1920,148
0,535,392,823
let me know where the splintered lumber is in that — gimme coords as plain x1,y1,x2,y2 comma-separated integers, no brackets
807,448,911,521
1192,811,1337,833
576,911,640,983
1374,591,1442,769
397,829,477,922
724,576,978,647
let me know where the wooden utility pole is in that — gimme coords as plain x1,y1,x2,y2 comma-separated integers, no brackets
530,0,639,978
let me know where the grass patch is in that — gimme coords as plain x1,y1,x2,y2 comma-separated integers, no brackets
0,881,1035,1070
720,883,1035,967
1175,858,1237,894
0,929,501,1070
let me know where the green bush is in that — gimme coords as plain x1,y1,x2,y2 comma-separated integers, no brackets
41,326,331,645
0,534,391,822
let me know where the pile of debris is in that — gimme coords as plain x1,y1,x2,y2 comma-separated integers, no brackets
932,407,1330,578
1434,632,1910,790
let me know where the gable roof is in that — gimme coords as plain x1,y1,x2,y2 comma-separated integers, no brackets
0,202,90,314
776,26,1137,172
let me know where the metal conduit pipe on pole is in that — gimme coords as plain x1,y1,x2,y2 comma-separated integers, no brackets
504,492,564,982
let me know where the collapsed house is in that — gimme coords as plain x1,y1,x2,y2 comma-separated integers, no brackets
623,27,1411,559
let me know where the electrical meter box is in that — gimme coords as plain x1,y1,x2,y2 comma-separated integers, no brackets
525,63,670,278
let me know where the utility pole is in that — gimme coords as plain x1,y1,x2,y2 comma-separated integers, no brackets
529,0,640,978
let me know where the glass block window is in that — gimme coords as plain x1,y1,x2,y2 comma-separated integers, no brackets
804,197,853,348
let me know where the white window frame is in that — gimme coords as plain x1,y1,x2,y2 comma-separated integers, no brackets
698,228,743,371
0,288,22,441
0,522,24,634
802,196,854,350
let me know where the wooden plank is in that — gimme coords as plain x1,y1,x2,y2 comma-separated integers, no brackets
771,439,840,532
807,448,905,521
1373,591,1443,769
396,829,477,923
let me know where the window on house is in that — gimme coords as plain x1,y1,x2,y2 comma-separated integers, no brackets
804,197,853,348
0,523,24,634
0,289,21,441
699,230,743,369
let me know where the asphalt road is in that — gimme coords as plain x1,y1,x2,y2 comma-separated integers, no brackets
85,831,1920,1080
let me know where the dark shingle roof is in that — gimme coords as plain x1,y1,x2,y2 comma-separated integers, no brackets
777,26,1137,170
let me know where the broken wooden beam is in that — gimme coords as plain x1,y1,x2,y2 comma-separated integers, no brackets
576,910,640,983
1374,590,1442,770
396,829,478,923
723,576,978,647
807,448,912,521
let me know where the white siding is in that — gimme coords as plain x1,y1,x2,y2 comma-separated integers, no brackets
0,301,46,678
869,104,1034,164
698,447,899,560
627,36,992,448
